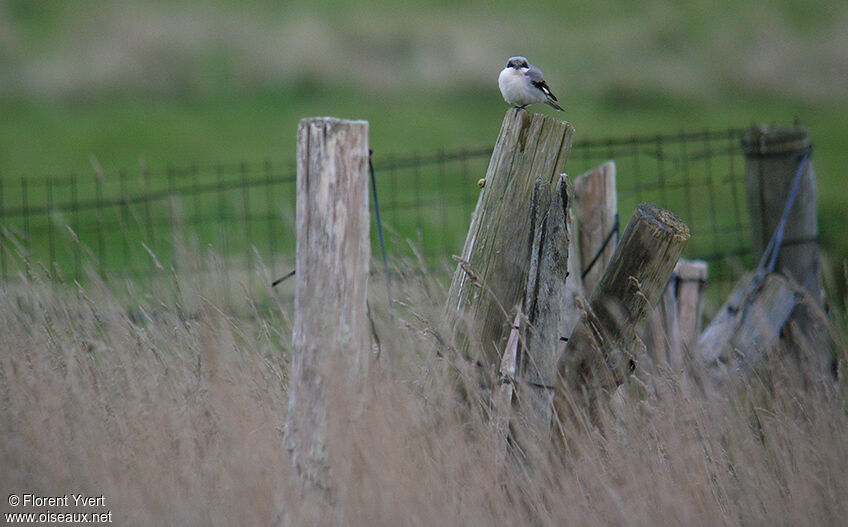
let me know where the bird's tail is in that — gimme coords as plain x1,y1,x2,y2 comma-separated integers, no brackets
545,98,564,111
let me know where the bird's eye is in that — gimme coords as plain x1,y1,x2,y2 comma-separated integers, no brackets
521,61,528,68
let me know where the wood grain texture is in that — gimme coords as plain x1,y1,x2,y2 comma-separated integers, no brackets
444,108,574,370
555,203,690,403
492,311,521,467
697,273,800,381
284,117,370,501
574,161,617,295
521,175,572,387
676,259,708,354
517,175,572,437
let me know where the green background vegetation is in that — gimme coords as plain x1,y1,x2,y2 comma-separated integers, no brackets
2,0,846,262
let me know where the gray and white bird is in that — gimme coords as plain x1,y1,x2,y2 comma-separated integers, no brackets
498,56,563,111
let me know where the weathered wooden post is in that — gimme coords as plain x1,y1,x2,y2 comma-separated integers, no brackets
698,273,789,380
676,259,707,352
742,125,823,306
492,311,521,467
555,203,689,410
696,270,831,383
444,108,574,370
695,127,830,382
573,161,617,295
560,208,586,346
284,118,370,503
641,259,707,370
643,277,682,369
518,175,573,436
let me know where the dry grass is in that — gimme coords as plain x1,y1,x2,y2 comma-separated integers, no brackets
1,261,847,526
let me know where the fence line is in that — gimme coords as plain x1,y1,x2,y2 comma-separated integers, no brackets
0,127,752,296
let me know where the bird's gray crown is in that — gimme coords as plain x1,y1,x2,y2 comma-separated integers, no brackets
506,56,529,69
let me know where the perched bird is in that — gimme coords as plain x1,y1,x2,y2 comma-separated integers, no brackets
498,56,563,111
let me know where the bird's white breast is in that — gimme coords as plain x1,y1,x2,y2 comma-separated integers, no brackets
498,68,543,106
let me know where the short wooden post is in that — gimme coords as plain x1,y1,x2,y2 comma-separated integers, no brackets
555,203,690,406
284,118,370,502
742,125,823,306
444,109,574,369
644,277,682,369
573,161,617,295
642,259,707,369
676,259,707,352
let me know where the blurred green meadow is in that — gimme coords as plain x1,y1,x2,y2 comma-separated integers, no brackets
1,0,847,274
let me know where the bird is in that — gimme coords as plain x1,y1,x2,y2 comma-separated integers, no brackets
498,56,563,111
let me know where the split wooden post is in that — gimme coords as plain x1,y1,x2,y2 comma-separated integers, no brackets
555,203,690,407
492,311,521,467
562,207,586,338
742,125,823,306
284,117,370,502
573,161,618,295
444,108,574,370
518,175,573,437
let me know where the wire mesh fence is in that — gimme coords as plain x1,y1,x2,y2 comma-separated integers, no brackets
0,128,753,298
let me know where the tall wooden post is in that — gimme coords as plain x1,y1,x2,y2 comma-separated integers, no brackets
444,109,574,369
284,118,370,502
555,203,689,406
742,125,823,306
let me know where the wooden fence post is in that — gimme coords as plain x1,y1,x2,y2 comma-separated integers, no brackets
284,117,370,503
742,125,823,306
444,108,574,371
642,276,682,369
573,161,617,295
555,203,689,408
641,259,707,370
676,259,707,353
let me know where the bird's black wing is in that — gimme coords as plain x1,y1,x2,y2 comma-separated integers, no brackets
526,65,559,101
531,80,558,102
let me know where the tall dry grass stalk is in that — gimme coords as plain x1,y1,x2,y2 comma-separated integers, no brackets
1,259,846,525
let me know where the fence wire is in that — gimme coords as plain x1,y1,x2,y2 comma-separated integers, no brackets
0,128,752,295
